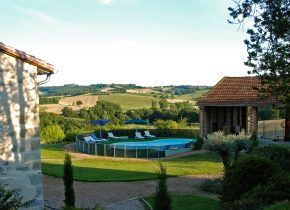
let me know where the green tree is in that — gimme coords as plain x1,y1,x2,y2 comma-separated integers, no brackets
205,131,252,168
76,100,83,106
63,153,75,208
154,162,172,210
229,0,290,140
40,124,65,143
159,99,170,110
61,107,76,118
151,100,159,109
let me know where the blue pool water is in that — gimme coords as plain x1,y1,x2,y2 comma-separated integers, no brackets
110,139,195,151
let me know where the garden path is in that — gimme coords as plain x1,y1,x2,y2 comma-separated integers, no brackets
43,174,219,209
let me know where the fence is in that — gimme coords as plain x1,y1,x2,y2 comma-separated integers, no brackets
258,119,285,139
75,138,166,158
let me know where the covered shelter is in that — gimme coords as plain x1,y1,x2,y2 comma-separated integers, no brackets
197,77,279,136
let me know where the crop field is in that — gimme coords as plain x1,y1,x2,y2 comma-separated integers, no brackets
98,93,158,110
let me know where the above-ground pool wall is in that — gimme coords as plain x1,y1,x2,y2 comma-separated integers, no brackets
0,52,43,209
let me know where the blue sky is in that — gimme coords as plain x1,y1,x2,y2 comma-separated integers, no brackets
0,0,250,86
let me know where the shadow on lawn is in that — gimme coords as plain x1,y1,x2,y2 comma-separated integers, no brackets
41,162,158,182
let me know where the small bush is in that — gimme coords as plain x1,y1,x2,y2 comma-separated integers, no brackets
251,144,290,171
264,200,290,210
154,162,172,210
199,178,222,194
221,198,265,210
193,136,204,150
220,155,278,205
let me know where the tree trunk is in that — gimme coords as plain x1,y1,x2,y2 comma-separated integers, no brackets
285,107,290,141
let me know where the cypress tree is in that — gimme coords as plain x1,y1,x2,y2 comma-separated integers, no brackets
154,162,172,210
63,152,75,207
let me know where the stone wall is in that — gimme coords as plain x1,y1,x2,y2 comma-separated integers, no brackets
0,52,43,209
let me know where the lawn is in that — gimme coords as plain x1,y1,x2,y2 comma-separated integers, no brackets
98,93,158,110
41,144,223,181
144,194,218,210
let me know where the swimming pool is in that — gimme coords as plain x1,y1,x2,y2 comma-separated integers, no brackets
110,139,195,151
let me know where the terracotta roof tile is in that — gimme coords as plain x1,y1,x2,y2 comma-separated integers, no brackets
198,77,278,106
0,42,54,75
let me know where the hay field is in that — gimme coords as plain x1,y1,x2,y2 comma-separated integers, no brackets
58,95,98,106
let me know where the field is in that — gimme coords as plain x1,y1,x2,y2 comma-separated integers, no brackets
41,93,159,113
41,144,223,181
98,93,158,110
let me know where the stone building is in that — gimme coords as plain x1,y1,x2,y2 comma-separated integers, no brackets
0,42,54,209
198,77,278,136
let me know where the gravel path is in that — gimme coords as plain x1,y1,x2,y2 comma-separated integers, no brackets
43,175,218,209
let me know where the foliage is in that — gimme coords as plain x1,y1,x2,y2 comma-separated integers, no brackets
193,136,204,150
144,194,218,210
220,143,290,209
220,155,277,208
251,144,290,171
40,124,65,143
154,162,172,210
153,119,182,129
63,153,75,207
39,96,60,104
76,100,83,106
258,107,281,120
199,178,222,194
205,131,252,168
264,200,290,210
0,184,22,209
228,0,290,140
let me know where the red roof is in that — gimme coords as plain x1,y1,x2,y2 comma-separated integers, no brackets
0,42,54,75
198,77,278,107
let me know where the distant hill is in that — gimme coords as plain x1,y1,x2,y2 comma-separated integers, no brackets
39,84,211,113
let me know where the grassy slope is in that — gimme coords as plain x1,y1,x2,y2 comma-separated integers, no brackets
98,93,158,110
175,89,209,101
144,194,218,210
41,144,223,181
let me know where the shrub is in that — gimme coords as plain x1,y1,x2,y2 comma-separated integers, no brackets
221,199,265,210
41,124,65,143
63,153,75,208
251,144,290,171
0,184,22,209
193,136,204,150
154,162,172,210
242,172,290,205
205,131,252,168
220,155,277,206
264,200,290,210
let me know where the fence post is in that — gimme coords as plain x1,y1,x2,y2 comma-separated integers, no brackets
136,146,137,158
114,145,115,158
124,146,126,158
275,124,277,139
95,143,97,155
147,147,148,159
82,141,84,153
158,147,160,158
104,144,106,156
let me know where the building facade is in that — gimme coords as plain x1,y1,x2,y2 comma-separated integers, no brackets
198,77,278,136
0,43,54,209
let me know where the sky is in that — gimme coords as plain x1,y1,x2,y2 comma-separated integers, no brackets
0,0,251,86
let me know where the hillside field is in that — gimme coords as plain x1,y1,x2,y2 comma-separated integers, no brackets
98,93,158,110
41,93,159,113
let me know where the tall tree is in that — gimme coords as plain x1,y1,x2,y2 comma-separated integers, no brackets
63,153,75,207
228,0,290,140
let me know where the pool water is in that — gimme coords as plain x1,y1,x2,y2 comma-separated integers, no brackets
110,138,195,151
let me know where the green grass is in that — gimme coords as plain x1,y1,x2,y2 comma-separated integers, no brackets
144,194,218,210
175,89,209,101
98,93,158,110
41,144,223,181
